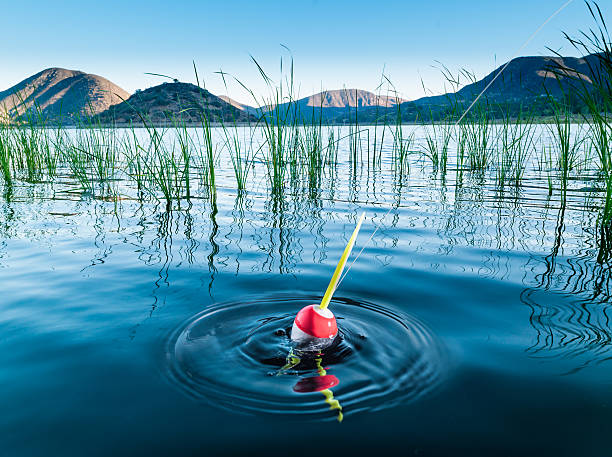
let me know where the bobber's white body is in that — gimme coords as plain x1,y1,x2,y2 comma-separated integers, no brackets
290,323,317,343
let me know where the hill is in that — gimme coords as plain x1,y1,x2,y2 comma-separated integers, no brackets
98,82,254,125
241,88,406,123
411,54,598,108
299,89,404,109
0,68,129,123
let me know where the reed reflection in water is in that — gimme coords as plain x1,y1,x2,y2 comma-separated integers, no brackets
1,125,612,379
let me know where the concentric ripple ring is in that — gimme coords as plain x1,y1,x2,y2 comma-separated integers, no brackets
163,295,446,420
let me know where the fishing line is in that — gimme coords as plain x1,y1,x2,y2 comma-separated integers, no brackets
455,0,575,126
336,205,395,290
334,0,575,293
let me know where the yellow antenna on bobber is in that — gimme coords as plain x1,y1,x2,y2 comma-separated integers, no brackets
319,212,366,310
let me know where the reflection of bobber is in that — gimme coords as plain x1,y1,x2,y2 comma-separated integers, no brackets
290,212,365,349
293,357,343,422
293,373,339,392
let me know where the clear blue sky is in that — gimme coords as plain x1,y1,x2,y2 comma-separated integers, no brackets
1,0,610,103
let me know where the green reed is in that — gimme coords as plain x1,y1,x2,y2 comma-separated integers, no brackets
388,90,413,177
300,119,325,193
554,1,612,223
369,76,396,168
217,68,255,192
193,65,218,200
456,124,468,174
496,108,536,187
464,103,494,171
122,128,149,196
549,99,583,186
75,119,120,184
174,119,193,200
242,55,302,195
64,139,96,192
422,115,451,174
222,123,254,192
120,111,183,208
325,126,340,168
43,125,62,179
196,113,217,200
13,123,45,182
370,91,383,168
147,127,184,209
5,96,61,183
347,97,362,173
0,125,13,185
536,140,556,196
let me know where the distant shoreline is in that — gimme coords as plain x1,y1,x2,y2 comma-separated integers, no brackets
0,116,595,129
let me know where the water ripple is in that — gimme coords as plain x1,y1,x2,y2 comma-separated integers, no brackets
163,295,446,420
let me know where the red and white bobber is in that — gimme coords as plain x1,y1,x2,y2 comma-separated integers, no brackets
290,304,338,349
290,212,365,350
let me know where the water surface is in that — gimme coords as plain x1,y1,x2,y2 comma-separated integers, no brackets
1,126,611,456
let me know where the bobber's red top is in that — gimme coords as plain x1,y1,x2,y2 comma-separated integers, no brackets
294,304,338,339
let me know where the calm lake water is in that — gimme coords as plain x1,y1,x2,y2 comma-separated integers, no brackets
1,125,611,456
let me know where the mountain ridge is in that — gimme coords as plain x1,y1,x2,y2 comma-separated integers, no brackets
410,54,600,108
0,53,602,125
